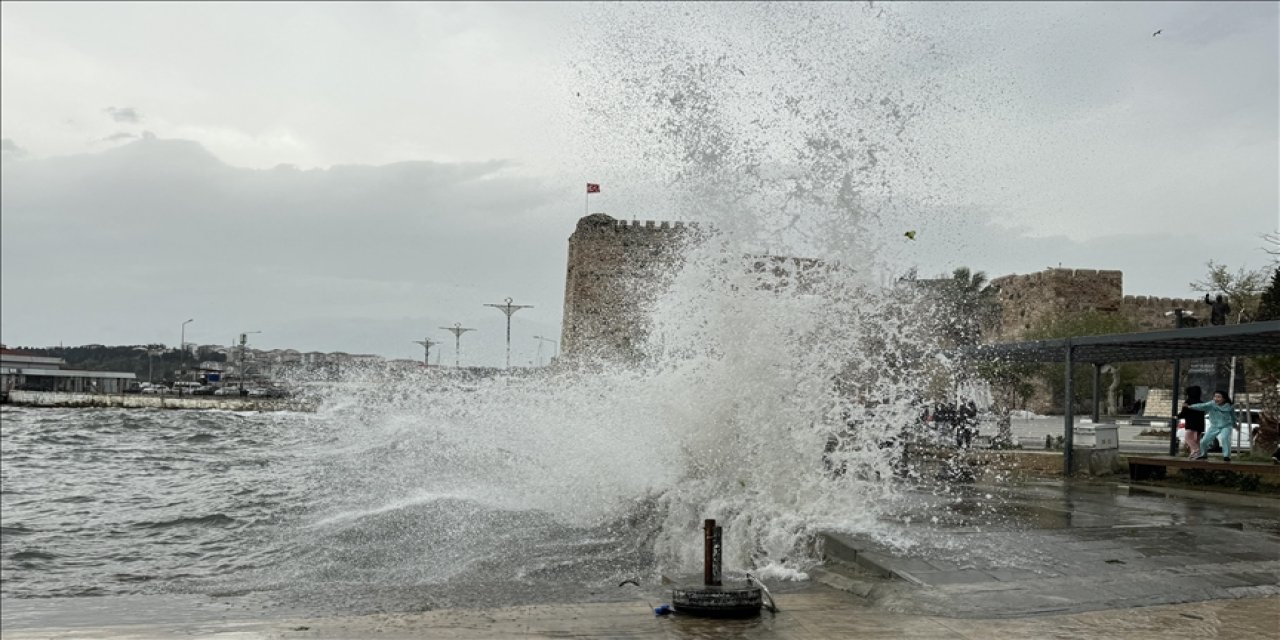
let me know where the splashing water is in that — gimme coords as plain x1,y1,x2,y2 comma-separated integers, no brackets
280,4,967,592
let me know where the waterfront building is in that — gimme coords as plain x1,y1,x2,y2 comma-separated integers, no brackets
0,349,137,394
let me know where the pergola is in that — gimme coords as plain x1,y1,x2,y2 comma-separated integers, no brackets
962,320,1280,473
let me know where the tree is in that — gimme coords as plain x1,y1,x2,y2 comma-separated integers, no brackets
1250,266,1280,448
1256,266,1280,322
1189,260,1269,322
923,267,1002,347
1026,311,1139,414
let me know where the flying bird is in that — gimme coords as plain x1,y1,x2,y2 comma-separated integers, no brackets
1152,29,1162,37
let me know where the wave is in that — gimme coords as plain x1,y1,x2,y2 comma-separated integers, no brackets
133,513,237,529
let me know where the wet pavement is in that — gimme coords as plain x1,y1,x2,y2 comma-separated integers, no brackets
819,480,1280,618
2,592,1276,639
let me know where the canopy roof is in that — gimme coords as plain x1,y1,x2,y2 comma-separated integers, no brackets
964,320,1280,365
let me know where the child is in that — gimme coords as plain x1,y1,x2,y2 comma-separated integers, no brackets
1175,386,1205,459
1186,390,1236,462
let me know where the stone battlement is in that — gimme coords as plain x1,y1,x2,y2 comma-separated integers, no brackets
575,213,700,233
1121,295,1204,309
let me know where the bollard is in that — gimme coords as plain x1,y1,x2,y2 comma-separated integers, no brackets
703,519,722,586
675,518,762,617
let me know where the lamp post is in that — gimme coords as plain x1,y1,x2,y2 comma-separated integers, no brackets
179,319,194,392
412,339,439,368
533,335,558,367
484,297,533,369
134,346,163,385
180,319,194,358
440,324,476,368
238,331,261,392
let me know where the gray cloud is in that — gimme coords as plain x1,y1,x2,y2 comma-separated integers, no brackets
0,137,569,364
99,131,138,143
1,138,27,160
103,106,143,124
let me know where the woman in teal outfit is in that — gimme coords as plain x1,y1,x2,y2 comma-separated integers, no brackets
1185,390,1237,462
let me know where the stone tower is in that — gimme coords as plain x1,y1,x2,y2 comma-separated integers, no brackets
559,213,696,364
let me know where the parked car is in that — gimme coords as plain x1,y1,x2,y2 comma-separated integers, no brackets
213,387,246,397
248,387,288,398
190,386,216,396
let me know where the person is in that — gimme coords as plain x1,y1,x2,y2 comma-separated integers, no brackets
957,399,978,449
1186,390,1237,462
1175,386,1206,459
1205,294,1231,326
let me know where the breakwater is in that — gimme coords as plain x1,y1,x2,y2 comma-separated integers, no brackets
4,390,312,412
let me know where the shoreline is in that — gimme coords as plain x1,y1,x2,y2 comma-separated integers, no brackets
2,390,313,412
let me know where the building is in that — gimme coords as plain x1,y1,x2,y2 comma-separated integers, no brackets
558,213,828,364
559,213,698,363
1,348,137,394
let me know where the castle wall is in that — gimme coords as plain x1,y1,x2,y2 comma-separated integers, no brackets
560,214,695,363
990,269,1123,342
1119,295,1210,332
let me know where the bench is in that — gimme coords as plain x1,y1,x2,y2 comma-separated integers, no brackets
1126,455,1280,481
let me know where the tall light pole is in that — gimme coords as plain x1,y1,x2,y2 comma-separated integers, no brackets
135,346,162,385
238,331,261,392
533,335,558,367
412,338,439,368
484,297,533,369
440,323,475,368
180,318,194,365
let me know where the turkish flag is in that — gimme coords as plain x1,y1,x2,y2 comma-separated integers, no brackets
586,183,601,193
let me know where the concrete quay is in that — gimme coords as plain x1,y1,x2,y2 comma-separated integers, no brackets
2,593,1275,639
3,390,312,412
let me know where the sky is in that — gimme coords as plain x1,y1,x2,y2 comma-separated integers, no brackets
2,2,1277,365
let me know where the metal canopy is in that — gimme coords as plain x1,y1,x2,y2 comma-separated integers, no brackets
959,320,1280,476
965,320,1280,365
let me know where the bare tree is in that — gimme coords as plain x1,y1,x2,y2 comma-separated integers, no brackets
1189,260,1269,321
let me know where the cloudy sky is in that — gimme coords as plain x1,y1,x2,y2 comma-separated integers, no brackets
2,2,1276,365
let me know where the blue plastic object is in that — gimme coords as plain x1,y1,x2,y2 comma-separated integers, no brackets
654,604,674,616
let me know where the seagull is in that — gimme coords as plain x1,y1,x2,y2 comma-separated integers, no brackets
1152,29,1162,37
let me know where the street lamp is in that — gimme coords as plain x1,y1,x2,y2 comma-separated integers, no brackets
238,331,261,392
412,338,440,368
533,335,558,367
484,297,533,369
440,323,476,368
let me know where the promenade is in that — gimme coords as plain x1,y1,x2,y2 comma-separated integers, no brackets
3,593,1275,639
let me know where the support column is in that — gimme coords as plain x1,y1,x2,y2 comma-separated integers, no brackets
1168,358,1182,456
1064,340,1075,475
1091,363,1102,423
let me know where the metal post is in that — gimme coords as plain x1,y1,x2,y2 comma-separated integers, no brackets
412,339,439,368
484,298,533,369
1091,363,1102,423
703,519,721,586
180,319,193,395
1169,358,1182,456
441,324,475,368
1063,340,1075,475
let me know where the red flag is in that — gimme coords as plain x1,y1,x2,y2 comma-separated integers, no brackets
586,183,600,193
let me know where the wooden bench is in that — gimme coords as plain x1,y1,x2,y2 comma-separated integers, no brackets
1127,455,1280,481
